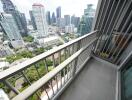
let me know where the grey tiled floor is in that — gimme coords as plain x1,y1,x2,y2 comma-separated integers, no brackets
58,58,117,100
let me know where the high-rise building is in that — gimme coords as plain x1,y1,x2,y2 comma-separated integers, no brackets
46,11,51,25
29,10,37,30
78,4,95,36
32,3,48,37
57,18,65,28
20,13,28,35
64,15,70,26
71,15,80,28
1,0,15,13
65,24,75,33
1,0,28,37
51,12,56,24
56,6,61,18
71,15,75,25
0,13,24,48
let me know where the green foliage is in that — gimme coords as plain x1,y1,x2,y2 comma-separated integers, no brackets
6,55,23,63
6,51,33,63
23,36,34,42
46,59,53,66
34,47,45,55
0,83,10,93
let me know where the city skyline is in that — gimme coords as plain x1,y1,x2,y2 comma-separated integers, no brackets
0,0,98,19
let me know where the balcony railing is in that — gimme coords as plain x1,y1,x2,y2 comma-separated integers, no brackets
0,31,97,100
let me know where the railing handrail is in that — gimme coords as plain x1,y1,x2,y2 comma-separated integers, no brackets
12,38,96,100
0,31,97,81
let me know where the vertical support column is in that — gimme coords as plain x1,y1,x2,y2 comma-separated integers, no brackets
3,80,20,94
52,55,55,67
21,71,31,85
34,64,41,78
72,57,78,77
44,58,49,72
59,51,61,64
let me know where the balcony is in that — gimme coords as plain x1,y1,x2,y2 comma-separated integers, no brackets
0,31,129,100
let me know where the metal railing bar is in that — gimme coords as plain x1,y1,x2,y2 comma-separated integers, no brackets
50,80,55,95
93,0,111,52
0,31,97,81
101,0,121,53
3,80,20,95
66,66,69,80
104,0,129,55
96,0,114,53
64,48,67,60
63,68,66,84
107,2,132,56
59,51,61,64
34,64,41,78
21,71,31,85
43,87,50,100
52,55,56,68
96,0,107,29
60,71,62,88
44,59,49,72
55,75,58,91
12,39,96,100
114,31,132,63
111,19,132,58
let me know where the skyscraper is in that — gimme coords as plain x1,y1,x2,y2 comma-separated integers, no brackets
56,6,61,18
1,0,15,13
29,10,37,30
71,15,80,28
32,3,48,37
20,13,28,35
64,15,70,26
0,13,24,48
78,4,95,36
1,0,28,37
51,12,56,24
83,4,95,33
46,11,51,25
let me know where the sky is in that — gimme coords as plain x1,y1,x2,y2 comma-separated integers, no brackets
0,0,98,19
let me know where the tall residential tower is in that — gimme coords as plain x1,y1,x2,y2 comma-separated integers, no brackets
32,3,48,37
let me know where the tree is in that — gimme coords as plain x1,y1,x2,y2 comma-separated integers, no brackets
34,47,45,55
6,51,33,63
23,36,34,42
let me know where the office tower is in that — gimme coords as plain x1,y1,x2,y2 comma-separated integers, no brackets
78,4,95,36
57,18,65,28
64,15,70,26
1,0,15,13
71,15,80,28
83,4,95,33
29,10,37,30
1,0,28,37
20,13,28,35
71,15,75,25
74,17,80,28
56,6,61,18
0,13,24,48
32,3,48,37
51,12,56,24
46,11,51,25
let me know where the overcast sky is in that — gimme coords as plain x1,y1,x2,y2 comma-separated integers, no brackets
0,0,98,19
